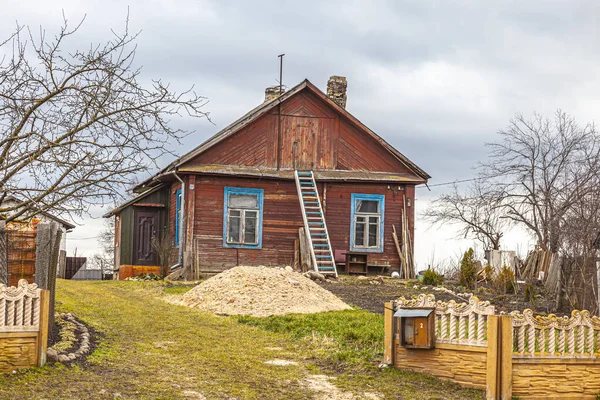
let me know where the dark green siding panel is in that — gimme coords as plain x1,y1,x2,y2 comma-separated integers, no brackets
119,207,134,265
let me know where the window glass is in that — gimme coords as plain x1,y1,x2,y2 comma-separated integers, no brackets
368,221,378,247
351,194,384,252
224,187,263,248
357,200,379,213
228,212,241,243
355,218,365,246
229,194,258,209
244,211,258,244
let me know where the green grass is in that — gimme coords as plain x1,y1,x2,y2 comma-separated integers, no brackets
237,310,484,399
162,284,196,295
0,280,484,399
237,309,383,368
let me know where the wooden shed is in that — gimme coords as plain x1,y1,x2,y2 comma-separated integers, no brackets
105,75,430,279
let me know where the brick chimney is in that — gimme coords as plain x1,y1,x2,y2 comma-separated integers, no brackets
327,75,347,108
264,85,285,102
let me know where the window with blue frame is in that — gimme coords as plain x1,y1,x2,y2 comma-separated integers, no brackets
223,187,264,248
175,189,182,247
350,193,384,253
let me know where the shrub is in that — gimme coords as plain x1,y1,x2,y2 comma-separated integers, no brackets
459,248,478,289
524,282,537,304
422,267,444,286
496,265,515,294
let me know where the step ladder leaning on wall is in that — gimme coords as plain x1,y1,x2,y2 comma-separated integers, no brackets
294,170,338,277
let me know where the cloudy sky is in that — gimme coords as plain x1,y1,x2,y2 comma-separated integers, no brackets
3,1,599,268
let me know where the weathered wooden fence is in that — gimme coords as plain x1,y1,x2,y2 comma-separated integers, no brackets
386,295,600,399
0,279,50,372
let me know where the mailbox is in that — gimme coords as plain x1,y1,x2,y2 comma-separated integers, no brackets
394,308,435,349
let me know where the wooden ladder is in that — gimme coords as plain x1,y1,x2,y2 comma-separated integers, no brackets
294,170,338,277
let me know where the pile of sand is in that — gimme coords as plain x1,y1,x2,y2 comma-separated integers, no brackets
176,266,351,317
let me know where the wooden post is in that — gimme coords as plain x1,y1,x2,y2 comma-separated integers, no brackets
486,315,513,400
384,301,394,365
486,315,499,399
58,250,67,279
299,228,311,273
0,221,7,285
499,315,513,399
37,289,50,367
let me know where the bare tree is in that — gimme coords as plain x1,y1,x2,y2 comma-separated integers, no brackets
424,180,506,250
0,14,209,222
426,110,600,312
483,111,600,253
426,111,600,254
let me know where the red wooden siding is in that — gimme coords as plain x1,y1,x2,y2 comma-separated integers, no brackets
180,87,416,175
337,120,411,173
189,176,415,273
189,114,271,167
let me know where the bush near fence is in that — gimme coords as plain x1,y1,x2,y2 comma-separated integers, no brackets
385,294,600,399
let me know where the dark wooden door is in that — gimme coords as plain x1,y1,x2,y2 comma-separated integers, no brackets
133,210,159,265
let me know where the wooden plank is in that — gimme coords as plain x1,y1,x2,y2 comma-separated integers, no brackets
384,301,394,364
392,225,406,277
293,239,299,270
37,289,49,367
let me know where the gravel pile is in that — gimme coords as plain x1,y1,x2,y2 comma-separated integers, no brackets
177,266,351,317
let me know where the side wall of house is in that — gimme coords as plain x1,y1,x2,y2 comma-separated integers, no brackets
187,175,414,274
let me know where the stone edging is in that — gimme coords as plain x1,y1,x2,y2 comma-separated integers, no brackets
47,313,91,363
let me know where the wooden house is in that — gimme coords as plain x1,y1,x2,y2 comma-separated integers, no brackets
104,76,430,279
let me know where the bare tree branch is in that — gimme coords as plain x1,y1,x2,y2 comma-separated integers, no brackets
0,15,209,222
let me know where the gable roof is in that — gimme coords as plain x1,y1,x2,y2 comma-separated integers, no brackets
2,195,76,230
135,79,430,191
103,184,165,217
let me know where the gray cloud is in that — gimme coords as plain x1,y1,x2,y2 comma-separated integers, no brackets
2,0,599,260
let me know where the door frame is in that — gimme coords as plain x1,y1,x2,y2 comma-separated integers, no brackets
132,208,160,266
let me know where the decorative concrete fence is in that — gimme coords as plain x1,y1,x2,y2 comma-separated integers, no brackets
385,294,600,399
0,279,49,372
395,294,496,346
385,295,503,395
510,309,600,398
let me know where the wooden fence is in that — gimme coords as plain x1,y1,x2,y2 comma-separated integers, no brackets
0,279,49,372
386,295,600,399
